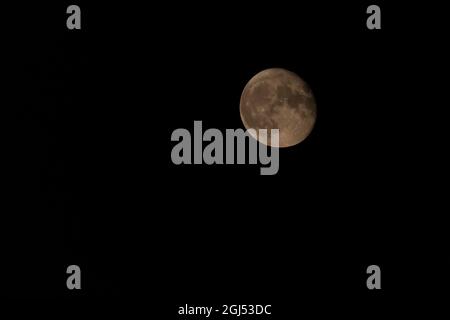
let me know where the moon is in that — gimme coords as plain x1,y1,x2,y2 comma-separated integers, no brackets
240,68,317,147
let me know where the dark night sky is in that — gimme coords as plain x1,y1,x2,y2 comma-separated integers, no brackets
3,0,448,309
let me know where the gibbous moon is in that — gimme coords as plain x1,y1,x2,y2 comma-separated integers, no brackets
240,68,317,147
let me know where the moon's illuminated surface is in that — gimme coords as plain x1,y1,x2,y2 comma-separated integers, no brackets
240,68,317,147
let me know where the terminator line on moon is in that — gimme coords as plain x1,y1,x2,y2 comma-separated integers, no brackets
240,68,317,147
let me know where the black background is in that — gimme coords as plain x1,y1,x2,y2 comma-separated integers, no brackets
4,0,448,314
